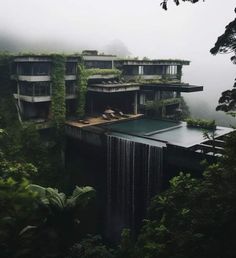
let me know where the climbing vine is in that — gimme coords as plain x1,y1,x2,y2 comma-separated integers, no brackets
76,64,88,119
0,52,19,128
51,54,66,130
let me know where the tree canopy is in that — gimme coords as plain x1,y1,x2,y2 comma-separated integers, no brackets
160,0,203,11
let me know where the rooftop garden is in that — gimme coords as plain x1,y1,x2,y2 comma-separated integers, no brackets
86,68,121,77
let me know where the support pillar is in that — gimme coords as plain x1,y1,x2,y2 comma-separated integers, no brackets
133,91,138,115
154,91,160,101
176,91,181,98
90,94,94,114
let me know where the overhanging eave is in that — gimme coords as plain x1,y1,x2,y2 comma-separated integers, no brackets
141,84,203,93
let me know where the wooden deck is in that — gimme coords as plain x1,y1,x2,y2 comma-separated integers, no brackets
66,114,144,128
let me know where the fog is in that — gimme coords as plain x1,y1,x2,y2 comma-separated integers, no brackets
0,0,235,126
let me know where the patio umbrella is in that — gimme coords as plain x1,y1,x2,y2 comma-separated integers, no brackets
104,108,114,114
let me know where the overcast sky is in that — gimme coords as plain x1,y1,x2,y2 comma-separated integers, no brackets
0,0,235,125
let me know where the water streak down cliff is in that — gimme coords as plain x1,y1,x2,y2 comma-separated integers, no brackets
106,134,163,237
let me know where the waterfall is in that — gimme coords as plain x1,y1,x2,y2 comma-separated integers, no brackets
106,134,163,237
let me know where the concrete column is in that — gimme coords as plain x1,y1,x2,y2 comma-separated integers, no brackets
17,82,22,114
176,91,181,98
133,91,138,114
90,95,94,114
154,91,160,101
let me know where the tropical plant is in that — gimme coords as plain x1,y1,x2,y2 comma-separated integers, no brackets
186,118,216,129
0,177,39,258
18,184,96,258
66,235,114,258
137,129,236,258
51,54,66,131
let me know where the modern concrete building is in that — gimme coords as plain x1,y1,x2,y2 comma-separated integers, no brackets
10,51,203,122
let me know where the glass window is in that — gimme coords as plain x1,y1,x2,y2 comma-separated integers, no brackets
123,66,139,75
34,82,50,96
19,81,33,95
18,63,50,75
84,60,112,69
66,62,76,75
65,81,76,95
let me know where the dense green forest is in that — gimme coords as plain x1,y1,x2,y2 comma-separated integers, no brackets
0,2,236,258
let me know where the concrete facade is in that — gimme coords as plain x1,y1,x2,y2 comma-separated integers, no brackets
11,51,203,122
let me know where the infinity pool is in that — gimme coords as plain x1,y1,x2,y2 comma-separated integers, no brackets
103,118,233,148
104,118,179,135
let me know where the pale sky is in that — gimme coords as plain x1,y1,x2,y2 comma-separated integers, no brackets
0,0,235,125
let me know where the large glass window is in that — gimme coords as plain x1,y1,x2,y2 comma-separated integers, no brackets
84,60,112,69
66,62,76,75
166,65,177,75
66,81,76,95
19,81,33,95
34,82,51,96
19,81,50,96
18,62,50,75
123,66,139,75
143,66,163,75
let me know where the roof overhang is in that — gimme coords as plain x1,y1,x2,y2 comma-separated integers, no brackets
88,83,140,93
141,83,203,93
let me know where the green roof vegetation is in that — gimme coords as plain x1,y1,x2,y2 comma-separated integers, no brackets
185,118,216,130
86,68,122,76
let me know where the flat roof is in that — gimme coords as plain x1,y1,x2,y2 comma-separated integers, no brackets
88,82,140,92
115,59,190,66
142,83,204,92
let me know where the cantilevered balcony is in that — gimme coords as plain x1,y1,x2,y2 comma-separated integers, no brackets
141,83,203,93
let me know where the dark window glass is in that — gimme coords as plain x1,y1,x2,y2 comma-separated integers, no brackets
19,81,50,96
65,81,76,95
66,63,76,75
18,63,50,75
145,90,154,101
34,82,50,96
123,66,139,75
84,60,112,69
143,66,163,75
19,63,32,75
19,82,33,95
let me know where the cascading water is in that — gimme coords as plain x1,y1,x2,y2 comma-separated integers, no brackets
106,134,163,238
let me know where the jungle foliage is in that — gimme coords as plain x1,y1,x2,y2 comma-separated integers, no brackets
51,54,66,131
76,64,88,119
185,117,216,129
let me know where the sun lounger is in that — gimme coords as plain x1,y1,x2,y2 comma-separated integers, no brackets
102,114,111,120
118,111,129,118
110,113,119,119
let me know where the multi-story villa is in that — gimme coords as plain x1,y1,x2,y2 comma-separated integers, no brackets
11,50,203,122
6,51,234,238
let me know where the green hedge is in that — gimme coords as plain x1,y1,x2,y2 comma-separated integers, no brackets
86,68,121,77
186,118,216,130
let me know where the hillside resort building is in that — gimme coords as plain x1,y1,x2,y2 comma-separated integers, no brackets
11,50,203,122
6,50,234,237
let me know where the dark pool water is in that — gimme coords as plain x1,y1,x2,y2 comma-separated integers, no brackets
103,118,233,147
104,118,179,135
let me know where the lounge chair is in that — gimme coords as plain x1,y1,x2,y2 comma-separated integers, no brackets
110,113,119,119
102,114,111,120
118,111,129,118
